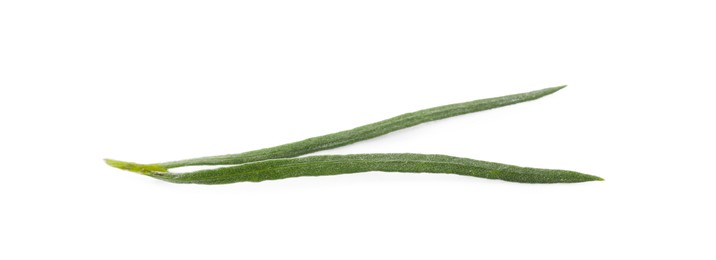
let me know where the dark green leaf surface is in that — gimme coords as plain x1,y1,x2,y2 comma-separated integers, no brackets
158,86,567,169
152,154,602,184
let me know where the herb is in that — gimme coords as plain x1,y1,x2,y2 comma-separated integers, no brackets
106,86,602,184
108,154,601,184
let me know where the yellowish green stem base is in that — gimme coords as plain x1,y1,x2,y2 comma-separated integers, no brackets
104,159,168,176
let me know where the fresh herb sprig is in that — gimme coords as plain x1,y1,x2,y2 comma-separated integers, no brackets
106,86,602,184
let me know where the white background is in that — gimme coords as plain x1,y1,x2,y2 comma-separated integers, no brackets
1,1,714,259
